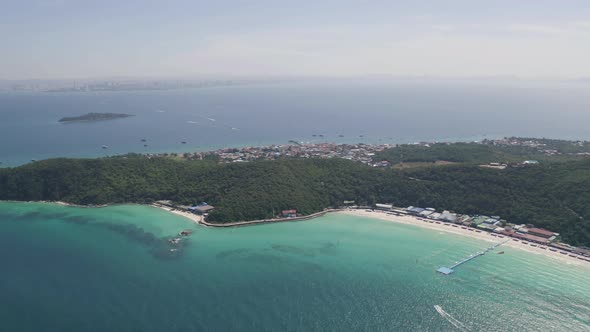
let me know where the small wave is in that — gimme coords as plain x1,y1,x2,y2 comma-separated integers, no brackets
206,117,216,122
156,110,166,113
187,121,199,124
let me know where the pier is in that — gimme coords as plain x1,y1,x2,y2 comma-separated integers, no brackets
437,240,509,275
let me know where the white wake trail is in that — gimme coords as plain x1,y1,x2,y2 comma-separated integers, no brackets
434,305,469,331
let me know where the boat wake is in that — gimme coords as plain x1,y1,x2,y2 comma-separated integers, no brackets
434,305,469,331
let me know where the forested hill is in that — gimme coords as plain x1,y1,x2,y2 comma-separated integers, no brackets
1,156,589,246
374,141,586,165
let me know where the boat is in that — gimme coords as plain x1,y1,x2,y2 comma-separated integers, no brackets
144,144,148,147
141,138,147,142
179,230,193,236
497,251,504,254
101,145,108,149
181,141,187,144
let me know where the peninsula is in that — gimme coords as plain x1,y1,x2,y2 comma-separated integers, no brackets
58,112,134,123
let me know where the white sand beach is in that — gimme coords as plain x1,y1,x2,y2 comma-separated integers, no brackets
151,204,203,224
150,203,588,266
338,209,589,266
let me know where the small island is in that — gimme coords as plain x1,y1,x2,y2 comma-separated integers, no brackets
58,112,134,123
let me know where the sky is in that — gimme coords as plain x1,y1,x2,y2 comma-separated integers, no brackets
2,0,590,79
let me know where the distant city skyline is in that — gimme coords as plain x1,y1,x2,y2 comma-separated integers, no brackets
2,0,590,79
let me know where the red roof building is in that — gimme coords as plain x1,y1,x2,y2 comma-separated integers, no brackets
282,210,297,217
526,228,555,238
514,233,550,244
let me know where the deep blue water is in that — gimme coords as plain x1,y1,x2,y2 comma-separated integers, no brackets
2,80,590,166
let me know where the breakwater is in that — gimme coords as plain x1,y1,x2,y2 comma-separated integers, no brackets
200,209,344,227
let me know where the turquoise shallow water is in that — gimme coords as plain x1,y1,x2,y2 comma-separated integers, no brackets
0,202,589,331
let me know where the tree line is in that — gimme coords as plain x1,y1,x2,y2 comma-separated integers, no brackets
0,155,589,246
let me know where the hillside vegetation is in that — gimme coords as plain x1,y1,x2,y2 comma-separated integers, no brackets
1,154,590,246
374,141,587,165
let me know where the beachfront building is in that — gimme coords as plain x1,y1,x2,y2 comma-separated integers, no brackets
439,210,458,223
419,208,436,217
375,203,393,211
282,209,297,218
471,216,490,226
406,206,425,215
526,227,558,239
458,215,473,226
428,212,441,220
513,232,551,245
189,203,215,215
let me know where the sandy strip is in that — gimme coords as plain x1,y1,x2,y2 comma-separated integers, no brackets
339,209,589,267
150,204,202,224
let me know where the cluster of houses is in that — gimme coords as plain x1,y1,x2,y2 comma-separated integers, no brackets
152,143,394,166
372,203,590,261
488,137,590,157
403,205,559,245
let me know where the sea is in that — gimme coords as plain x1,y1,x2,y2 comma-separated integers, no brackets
0,202,588,331
2,79,590,166
2,80,590,331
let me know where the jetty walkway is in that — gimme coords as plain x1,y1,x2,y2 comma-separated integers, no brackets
437,240,509,275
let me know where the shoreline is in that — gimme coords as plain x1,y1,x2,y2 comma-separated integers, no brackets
149,203,203,224
339,209,589,267
3,200,589,266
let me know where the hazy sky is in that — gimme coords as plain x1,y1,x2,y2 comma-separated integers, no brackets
2,0,590,79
